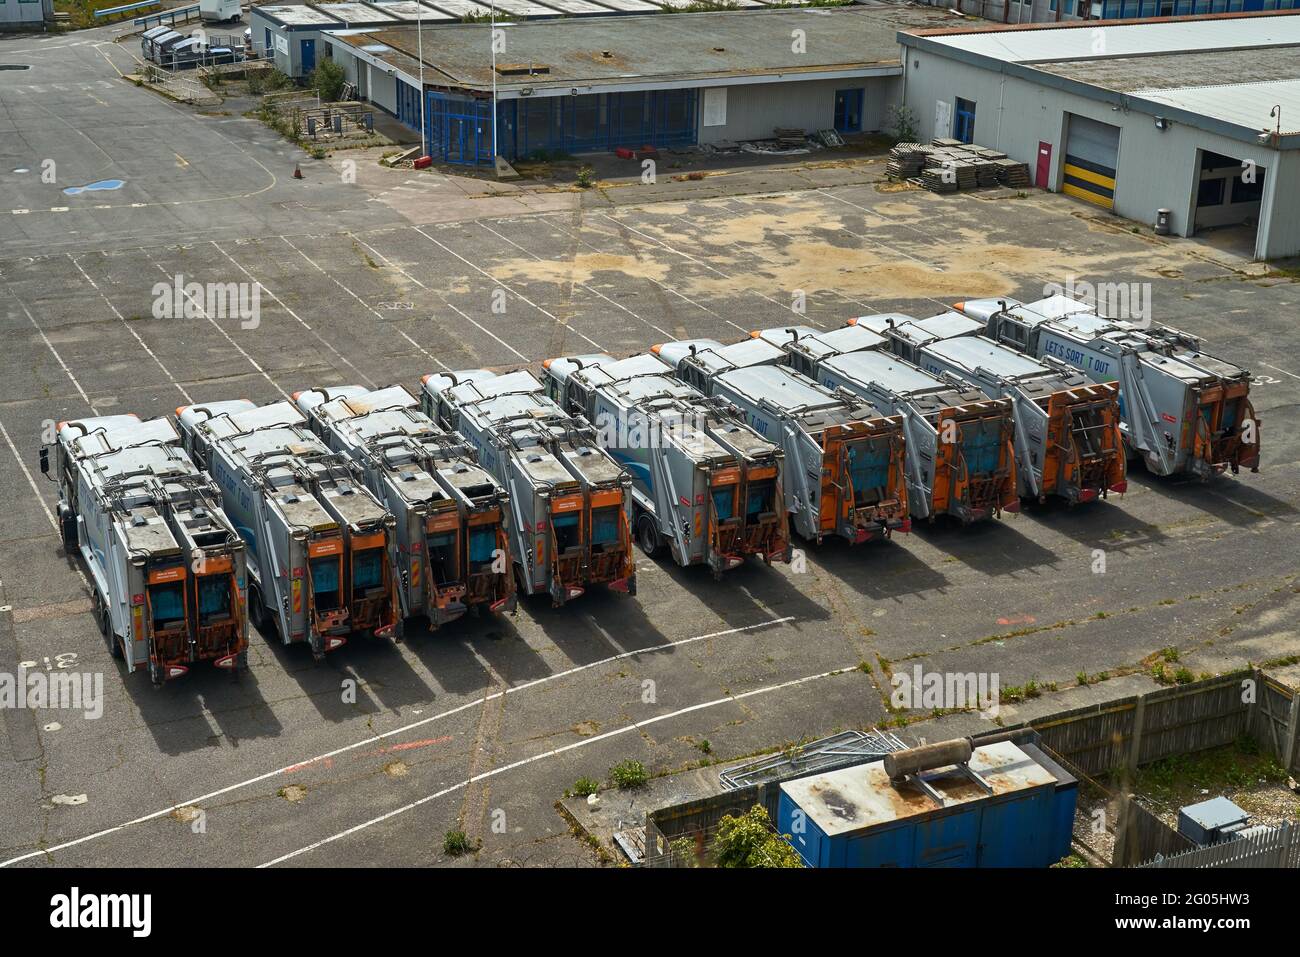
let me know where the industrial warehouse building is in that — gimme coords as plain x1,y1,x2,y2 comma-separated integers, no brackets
321,5,952,165
0,0,53,31
899,12,1300,259
917,0,1297,27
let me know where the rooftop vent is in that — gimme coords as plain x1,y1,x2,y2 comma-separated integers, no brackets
496,62,549,76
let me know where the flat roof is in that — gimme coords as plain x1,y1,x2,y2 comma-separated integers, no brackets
366,1,457,21
335,6,955,95
900,12,1300,148
254,4,345,26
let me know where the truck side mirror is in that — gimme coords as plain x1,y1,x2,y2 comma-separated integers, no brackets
39,447,49,475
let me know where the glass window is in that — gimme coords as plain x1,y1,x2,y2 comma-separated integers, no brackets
553,512,581,552
746,483,775,521
1197,178,1225,207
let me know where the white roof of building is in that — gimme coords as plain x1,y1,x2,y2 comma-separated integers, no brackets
1131,78,1300,136
918,14,1300,63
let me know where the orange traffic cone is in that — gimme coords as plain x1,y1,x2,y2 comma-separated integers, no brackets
293,164,303,180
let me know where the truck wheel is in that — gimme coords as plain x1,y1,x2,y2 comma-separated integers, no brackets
58,505,78,553
248,584,270,637
149,661,163,687
95,593,123,660
636,515,663,558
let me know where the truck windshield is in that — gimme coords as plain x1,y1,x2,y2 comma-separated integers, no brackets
149,583,185,628
590,508,619,547
427,531,458,584
352,548,384,595
310,557,341,610
196,575,232,622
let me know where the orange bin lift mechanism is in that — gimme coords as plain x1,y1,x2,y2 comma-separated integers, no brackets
820,423,908,538
1196,381,1260,474
306,536,349,634
587,487,634,586
464,506,514,608
546,493,587,600
1042,381,1125,500
735,463,787,560
190,554,246,668
348,529,399,636
424,509,467,613
932,406,1019,518
144,564,189,673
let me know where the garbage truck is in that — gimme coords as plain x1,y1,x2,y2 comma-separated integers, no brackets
913,336,1126,505
294,384,516,628
540,352,789,574
43,414,248,684
653,341,910,544
954,296,1260,480
176,400,401,657
420,370,636,604
814,350,1020,524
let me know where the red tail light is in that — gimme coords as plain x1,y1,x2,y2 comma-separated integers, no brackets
1109,481,1128,494
898,519,912,533
1003,499,1021,514
214,653,237,670
1079,489,1098,503
325,637,347,652
166,665,188,680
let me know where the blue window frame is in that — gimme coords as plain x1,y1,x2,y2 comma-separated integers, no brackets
954,97,976,144
834,88,864,134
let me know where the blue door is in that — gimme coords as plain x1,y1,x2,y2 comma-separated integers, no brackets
954,98,976,144
833,88,863,134
300,38,315,74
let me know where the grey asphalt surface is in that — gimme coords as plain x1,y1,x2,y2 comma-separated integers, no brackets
1,23,1298,869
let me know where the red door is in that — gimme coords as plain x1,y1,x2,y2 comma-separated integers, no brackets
1036,142,1053,189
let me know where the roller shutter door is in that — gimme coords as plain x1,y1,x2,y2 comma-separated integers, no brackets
1063,114,1120,209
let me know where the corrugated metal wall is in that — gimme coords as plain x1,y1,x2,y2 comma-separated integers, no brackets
901,48,1300,258
697,77,896,145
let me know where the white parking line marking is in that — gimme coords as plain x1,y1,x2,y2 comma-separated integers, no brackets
350,232,525,364
5,283,97,412
412,225,605,352
477,221,673,340
0,416,57,532
142,250,292,402
211,241,377,388
280,235,446,373
1260,362,1300,380
68,253,192,403
259,661,849,867
0,616,794,867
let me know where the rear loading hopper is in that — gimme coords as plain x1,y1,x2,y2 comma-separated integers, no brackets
915,336,1125,505
816,351,1018,523
421,370,636,605
176,401,401,657
295,384,515,628
957,295,1260,480
542,353,789,575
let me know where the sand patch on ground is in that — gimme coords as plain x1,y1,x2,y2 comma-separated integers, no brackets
490,252,672,286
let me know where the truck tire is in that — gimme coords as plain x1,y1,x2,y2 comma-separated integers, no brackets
58,504,78,554
96,593,123,660
247,584,269,636
636,514,663,558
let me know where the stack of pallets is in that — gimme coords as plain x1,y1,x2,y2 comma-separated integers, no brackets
773,127,807,148
994,157,1032,187
887,142,932,179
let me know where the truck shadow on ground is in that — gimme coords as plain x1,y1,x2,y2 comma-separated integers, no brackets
1126,464,1298,528
530,584,672,668
909,515,1060,577
809,534,951,602
1020,495,1168,554
407,608,553,690
117,659,287,758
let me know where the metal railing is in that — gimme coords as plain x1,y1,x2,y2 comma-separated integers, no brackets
1140,821,1300,869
